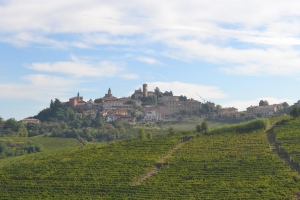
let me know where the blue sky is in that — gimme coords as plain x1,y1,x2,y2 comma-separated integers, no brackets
1,0,300,120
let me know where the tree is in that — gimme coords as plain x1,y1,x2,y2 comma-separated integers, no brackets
168,126,175,135
146,132,152,140
216,105,222,112
282,102,289,108
240,112,246,117
290,106,300,118
201,121,209,134
196,124,202,133
138,129,146,140
154,87,163,99
94,98,103,103
259,100,269,106
179,95,187,101
4,118,20,132
0,116,3,124
147,95,157,105
17,123,28,137
256,113,263,118
163,91,173,96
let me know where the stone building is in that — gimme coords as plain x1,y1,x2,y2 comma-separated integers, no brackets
247,104,283,117
160,99,202,117
21,118,40,125
132,84,155,99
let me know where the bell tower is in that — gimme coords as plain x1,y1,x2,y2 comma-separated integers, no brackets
143,84,148,98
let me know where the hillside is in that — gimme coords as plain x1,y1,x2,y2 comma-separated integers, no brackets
0,118,299,199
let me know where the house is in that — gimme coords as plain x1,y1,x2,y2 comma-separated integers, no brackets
21,118,40,125
103,99,123,109
144,110,162,121
246,104,283,117
217,107,239,116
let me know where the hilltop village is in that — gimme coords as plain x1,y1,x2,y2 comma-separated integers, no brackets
23,83,290,125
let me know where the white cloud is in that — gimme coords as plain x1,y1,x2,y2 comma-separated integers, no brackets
120,74,139,79
146,81,227,100
2,1,300,77
0,74,75,101
136,56,161,65
29,59,124,77
222,97,294,111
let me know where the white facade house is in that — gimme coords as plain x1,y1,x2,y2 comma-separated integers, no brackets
103,100,123,109
105,115,117,123
144,110,162,121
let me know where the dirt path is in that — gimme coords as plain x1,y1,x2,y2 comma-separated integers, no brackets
266,127,300,173
266,126,300,199
131,136,192,185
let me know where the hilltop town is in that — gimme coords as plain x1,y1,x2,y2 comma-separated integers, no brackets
19,83,292,126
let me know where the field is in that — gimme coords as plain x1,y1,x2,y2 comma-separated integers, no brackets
0,137,81,150
274,118,300,163
0,120,299,199
139,130,300,199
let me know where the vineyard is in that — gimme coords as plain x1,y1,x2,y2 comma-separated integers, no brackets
0,135,180,199
0,137,81,150
0,121,300,198
274,118,300,164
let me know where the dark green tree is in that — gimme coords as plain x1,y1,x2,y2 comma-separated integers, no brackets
290,106,300,118
179,95,187,101
154,87,163,99
163,91,173,96
282,102,289,108
196,124,202,133
201,121,209,134
259,100,269,106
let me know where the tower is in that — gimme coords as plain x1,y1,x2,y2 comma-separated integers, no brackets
108,88,111,95
143,83,148,98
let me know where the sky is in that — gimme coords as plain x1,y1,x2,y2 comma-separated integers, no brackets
1,0,300,120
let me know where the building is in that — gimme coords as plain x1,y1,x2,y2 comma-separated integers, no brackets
132,84,155,99
159,96,180,103
218,107,238,115
294,100,300,107
144,110,162,121
69,92,86,108
246,104,283,117
103,99,123,109
160,99,202,116
21,118,40,125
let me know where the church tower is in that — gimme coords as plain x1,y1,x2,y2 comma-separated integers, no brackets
143,84,148,98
